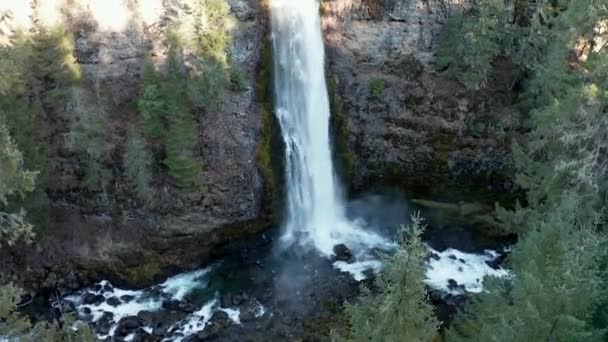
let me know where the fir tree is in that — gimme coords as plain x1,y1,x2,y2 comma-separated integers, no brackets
0,284,95,341
447,197,606,342
0,123,36,246
162,102,203,191
67,88,111,192
444,3,608,340
336,214,439,342
138,63,166,140
124,126,154,204
435,0,511,88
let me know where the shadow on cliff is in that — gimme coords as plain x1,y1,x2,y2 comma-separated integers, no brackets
321,0,522,210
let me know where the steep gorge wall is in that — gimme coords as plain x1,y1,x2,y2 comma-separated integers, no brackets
322,0,521,203
0,0,270,289
0,0,521,290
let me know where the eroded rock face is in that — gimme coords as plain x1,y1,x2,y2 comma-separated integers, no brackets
322,0,521,201
0,0,269,289
0,0,521,290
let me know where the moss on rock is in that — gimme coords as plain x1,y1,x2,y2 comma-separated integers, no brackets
255,35,284,222
327,72,355,194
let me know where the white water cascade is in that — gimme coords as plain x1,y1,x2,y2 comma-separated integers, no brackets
270,0,389,256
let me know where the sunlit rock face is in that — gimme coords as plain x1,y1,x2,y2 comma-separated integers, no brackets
0,0,267,289
0,0,163,32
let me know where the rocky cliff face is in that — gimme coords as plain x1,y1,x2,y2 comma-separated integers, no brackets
1,0,520,291
1,0,270,289
322,0,521,202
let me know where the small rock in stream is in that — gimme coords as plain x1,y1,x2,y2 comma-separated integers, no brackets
116,316,141,337
106,296,121,307
447,279,466,293
82,292,105,305
332,244,354,262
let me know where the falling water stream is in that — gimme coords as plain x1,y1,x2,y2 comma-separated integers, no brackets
270,0,389,257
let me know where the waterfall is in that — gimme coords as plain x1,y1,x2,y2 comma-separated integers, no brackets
270,0,388,256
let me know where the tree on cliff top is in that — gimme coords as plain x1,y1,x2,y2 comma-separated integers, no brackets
335,214,439,342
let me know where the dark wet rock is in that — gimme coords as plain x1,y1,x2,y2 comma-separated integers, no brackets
458,258,466,263
82,292,105,305
131,328,156,342
178,301,198,313
102,283,114,293
162,300,181,311
137,310,175,334
82,307,92,315
106,296,121,307
120,294,135,302
332,244,354,262
238,297,267,323
220,293,233,308
192,328,220,341
448,255,457,261
485,252,508,270
428,252,440,261
447,279,465,293
116,316,141,337
95,312,115,336
428,289,444,304
220,293,249,308
211,310,230,325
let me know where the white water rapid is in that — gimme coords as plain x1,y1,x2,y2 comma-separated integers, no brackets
270,0,389,256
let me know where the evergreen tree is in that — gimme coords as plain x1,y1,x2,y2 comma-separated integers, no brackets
124,126,154,204
435,0,511,88
67,88,111,192
0,284,95,341
0,123,36,246
447,197,606,342
0,25,79,234
160,55,203,191
336,214,439,342
138,64,165,140
444,3,608,340
162,99,203,191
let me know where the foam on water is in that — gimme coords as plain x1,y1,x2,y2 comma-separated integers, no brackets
66,281,163,339
254,300,267,318
63,266,249,340
163,299,218,342
160,268,213,300
219,307,242,324
333,260,383,281
425,247,511,294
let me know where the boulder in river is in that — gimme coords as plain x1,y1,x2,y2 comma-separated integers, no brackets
116,316,141,337
106,296,121,307
82,292,105,305
131,327,156,342
447,279,466,293
332,244,354,262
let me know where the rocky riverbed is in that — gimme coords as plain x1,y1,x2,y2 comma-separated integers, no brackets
36,195,512,341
